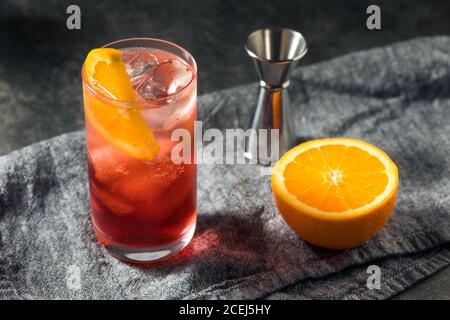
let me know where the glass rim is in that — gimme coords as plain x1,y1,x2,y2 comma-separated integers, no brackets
81,37,197,106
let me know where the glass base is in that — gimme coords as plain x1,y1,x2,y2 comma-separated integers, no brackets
94,222,196,264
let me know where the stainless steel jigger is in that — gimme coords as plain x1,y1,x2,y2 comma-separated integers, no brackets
244,28,308,164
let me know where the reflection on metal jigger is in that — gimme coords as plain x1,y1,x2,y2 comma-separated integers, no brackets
244,28,308,165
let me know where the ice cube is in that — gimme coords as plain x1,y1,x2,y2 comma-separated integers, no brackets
135,59,193,100
111,157,183,203
135,75,167,100
89,146,130,184
160,60,193,95
122,49,158,79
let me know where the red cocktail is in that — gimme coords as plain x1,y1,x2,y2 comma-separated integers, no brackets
82,38,197,263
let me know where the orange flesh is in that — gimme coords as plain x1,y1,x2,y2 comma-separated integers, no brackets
283,145,388,212
83,48,159,160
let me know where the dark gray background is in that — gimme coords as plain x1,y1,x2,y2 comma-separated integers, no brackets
0,0,449,299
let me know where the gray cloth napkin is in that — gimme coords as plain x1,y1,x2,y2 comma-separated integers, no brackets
1,36,450,300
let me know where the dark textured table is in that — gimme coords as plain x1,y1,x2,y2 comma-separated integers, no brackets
0,0,449,299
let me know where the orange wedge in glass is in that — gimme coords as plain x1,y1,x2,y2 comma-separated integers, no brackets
83,48,159,160
272,138,398,249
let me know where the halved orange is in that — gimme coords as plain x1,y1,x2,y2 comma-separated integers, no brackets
272,138,398,249
83,48,159,160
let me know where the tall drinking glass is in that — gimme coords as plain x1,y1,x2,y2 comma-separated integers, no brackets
81,38,197,263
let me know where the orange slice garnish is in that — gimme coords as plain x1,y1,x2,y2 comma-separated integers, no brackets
83,48,159,159
272,138,398,249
